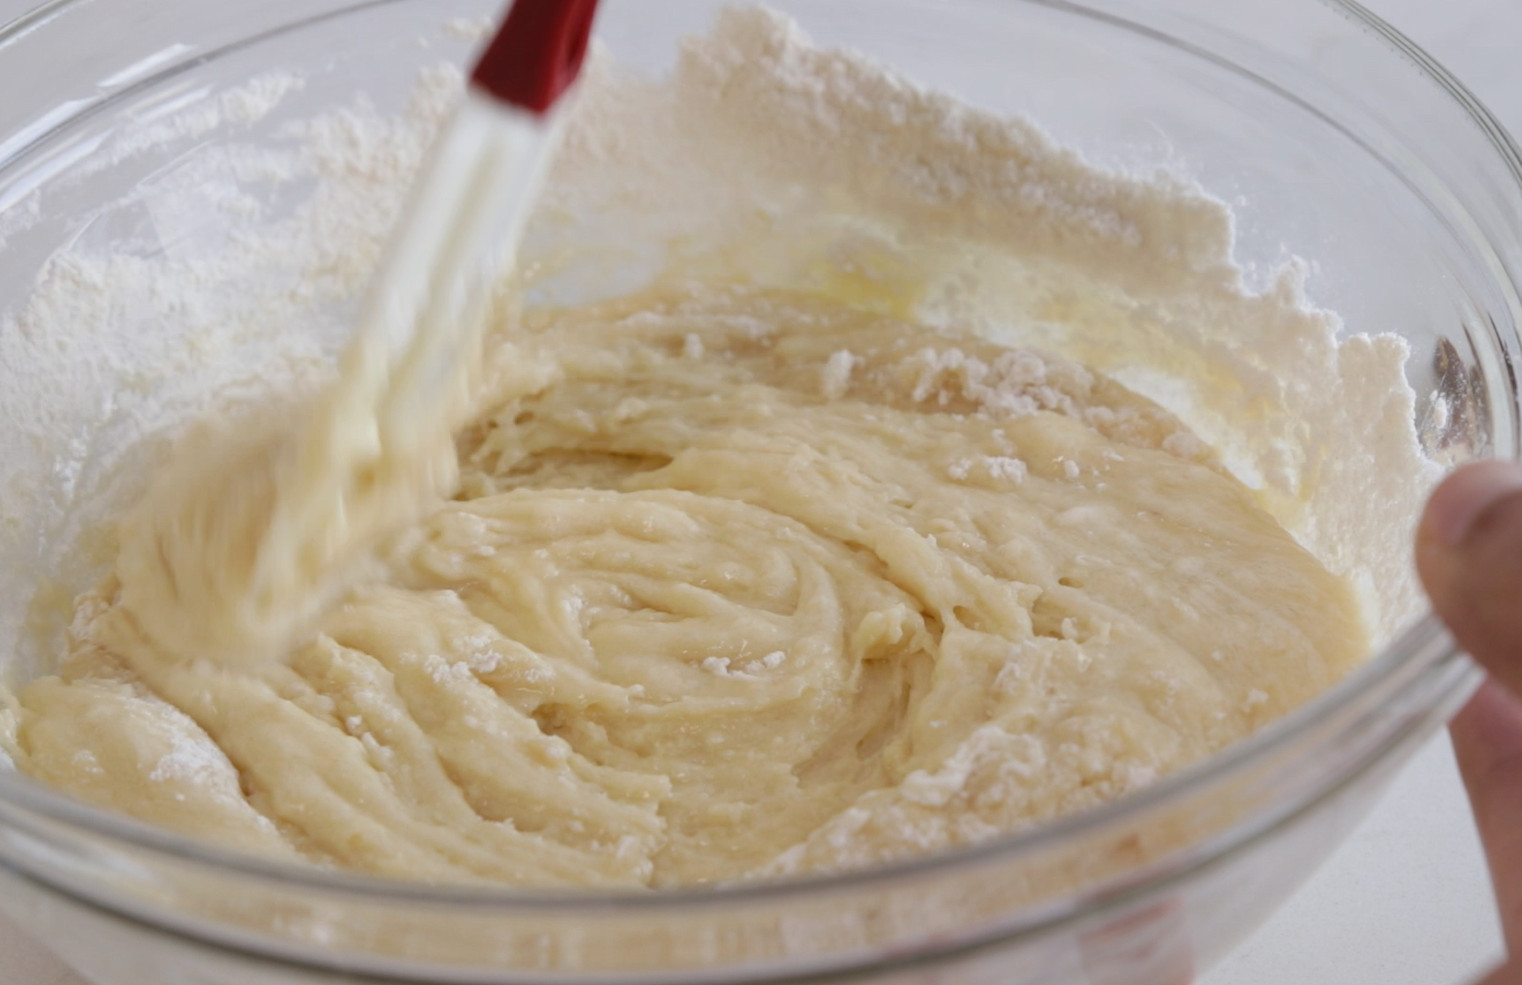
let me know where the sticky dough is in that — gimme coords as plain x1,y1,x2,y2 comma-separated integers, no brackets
4,287,1365,887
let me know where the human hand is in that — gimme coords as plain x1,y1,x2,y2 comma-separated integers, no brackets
1417,461,1522,985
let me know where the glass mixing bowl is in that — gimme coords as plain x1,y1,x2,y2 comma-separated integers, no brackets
0,0,1515,983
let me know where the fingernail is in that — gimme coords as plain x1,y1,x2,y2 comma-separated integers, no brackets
1426,460,1522,547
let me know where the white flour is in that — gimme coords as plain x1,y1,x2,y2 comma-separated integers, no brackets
0,5,1433,699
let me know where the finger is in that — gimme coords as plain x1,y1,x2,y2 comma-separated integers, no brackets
1473,962,1522,985
1451,680,1522,963
1419,461,1522,981
1417,460,1522,698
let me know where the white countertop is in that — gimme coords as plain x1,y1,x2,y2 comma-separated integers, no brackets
0,0,1514,982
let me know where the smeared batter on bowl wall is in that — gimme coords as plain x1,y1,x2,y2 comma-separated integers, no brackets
3,286,1364,887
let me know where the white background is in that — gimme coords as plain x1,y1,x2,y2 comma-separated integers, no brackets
0,0,1516,982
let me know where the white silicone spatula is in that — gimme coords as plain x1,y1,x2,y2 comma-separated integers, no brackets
342,0,603,450
219,0,604,658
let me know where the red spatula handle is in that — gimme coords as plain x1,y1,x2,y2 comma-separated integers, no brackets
470,0,602,115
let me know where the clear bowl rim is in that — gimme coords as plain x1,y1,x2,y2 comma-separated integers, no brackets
0,0,1509,919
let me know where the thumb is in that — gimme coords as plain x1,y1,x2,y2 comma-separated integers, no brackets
1417,460,1522,697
